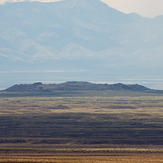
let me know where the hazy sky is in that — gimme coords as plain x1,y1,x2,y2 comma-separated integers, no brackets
0,0,163,17
101,0,163,17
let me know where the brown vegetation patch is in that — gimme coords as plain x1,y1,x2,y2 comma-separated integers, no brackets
48,105,70,110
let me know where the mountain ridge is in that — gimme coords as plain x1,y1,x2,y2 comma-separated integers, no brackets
0,0,160,61
0,0,163,89
2,81,151,92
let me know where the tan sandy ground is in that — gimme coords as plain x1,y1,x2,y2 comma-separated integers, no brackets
0,153,163,163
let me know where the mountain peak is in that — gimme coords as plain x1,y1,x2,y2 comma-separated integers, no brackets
60,0,108,9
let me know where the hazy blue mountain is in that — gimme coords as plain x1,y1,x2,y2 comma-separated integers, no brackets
0,0,163,89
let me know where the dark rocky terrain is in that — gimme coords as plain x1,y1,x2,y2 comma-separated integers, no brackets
3,81,150,92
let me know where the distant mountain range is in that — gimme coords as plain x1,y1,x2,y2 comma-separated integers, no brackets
0,0,163,89
3,81,150,92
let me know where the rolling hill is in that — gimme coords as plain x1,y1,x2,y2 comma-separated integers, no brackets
3,81,150,92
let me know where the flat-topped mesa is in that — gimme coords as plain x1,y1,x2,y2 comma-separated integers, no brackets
107,83,150,91
3,81,150,92
33,82,43,85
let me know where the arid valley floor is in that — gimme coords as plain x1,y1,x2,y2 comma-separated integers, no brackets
0,89,162,162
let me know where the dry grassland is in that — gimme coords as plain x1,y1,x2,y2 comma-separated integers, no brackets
0,94,162,162
0,153,163,163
